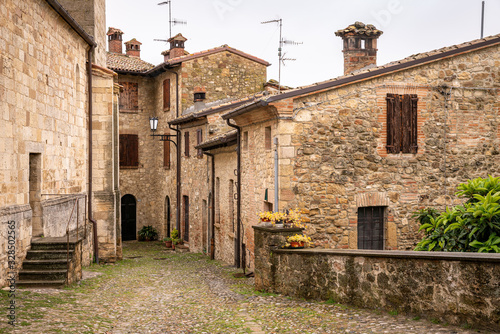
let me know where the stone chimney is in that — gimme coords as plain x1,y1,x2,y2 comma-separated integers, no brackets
193,86,206,112
125,38,142,58
162,33,188,61
335,22,383,75
107,27,124,54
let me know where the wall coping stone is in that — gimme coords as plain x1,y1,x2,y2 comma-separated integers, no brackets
274,248,500,263
43,194,86,208
253,226,304,234
0,204,32,217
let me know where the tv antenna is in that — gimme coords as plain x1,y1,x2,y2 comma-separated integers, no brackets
155,1,187,41
261,18,302,94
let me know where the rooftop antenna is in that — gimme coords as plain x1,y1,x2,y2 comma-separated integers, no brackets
481,1,485,38
156,1,187,42
261,19,302,94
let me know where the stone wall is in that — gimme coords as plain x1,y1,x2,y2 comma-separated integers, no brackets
253,226,500,331
180,51,267,110
42,195,86,238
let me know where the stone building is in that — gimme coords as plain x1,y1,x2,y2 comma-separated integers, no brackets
221,22,500,255
106,31,269,251
0,0,120,286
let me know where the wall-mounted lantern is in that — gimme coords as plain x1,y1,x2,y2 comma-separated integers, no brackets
149,116,177,147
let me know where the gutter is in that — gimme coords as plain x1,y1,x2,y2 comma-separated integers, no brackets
226,120,241,268
87,46,98,264
203,152,216,260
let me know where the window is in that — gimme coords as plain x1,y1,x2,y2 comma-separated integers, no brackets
243,131,248,151
164,131,170,168
197,129,203,157
119,134,139,167
163,79,170,111
357,206,385,250
184,131,190,157
265,126,272,150
119,82,139,111
386,93,418,154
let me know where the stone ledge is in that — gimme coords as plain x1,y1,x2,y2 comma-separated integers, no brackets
0,204,32,217
252,226,303,234
274,248,500,263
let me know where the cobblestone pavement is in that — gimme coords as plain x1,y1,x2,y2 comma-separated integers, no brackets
0,242,493,334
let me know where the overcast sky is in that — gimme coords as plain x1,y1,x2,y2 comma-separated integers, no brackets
106,0,500,88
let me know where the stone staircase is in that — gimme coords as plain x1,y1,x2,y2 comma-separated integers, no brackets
17,236,78,288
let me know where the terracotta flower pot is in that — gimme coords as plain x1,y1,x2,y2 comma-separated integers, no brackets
290,241,305,248
165,240,172,248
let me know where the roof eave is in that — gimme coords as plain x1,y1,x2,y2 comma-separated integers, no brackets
45,0,96,47
222,100,269,120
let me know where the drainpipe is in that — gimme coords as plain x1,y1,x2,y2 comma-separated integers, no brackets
274,136,279,213
161,66,181,232
203,152,215,260
226,119,241,268
87,45,98,264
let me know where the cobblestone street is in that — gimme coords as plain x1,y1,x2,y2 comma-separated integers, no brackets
0,242,490,334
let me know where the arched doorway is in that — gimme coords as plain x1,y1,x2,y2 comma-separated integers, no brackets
121,194,137,241
165,196,171,237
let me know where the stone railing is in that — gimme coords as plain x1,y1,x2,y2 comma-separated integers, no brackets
253,226,500,331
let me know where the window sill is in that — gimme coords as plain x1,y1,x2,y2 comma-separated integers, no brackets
163,166,171,170
120,109,141,114
120,166,139,169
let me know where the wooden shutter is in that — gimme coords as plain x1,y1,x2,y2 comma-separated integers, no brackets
401,94,419,153
184,131,190,157
410,95,418,154
164,132,170,168
386,93,402,154
118,82,139,111
197,129,202,157
119,134,139,167
163,79,170,111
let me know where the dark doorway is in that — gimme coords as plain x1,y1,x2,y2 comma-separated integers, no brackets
202,199,207,254
165,196,171,238
121,194,137,241
29,153,42,237
183,195,189,242
357,206,385,250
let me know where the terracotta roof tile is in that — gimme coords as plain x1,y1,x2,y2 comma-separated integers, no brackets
106,52,155,73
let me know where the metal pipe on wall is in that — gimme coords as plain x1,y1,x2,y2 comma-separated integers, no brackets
203,152,216,260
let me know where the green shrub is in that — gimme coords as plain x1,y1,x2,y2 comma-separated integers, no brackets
414,176,500,253
138,225,159,241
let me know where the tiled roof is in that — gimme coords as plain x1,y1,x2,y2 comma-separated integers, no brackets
106,52,155,73
169,92,267,125
163,44,270,66
223,33,500,120
125,38,142,45
107,27,123,36
335,21,383,37
196,130,237,150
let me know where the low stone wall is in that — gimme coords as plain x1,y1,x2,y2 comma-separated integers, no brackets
0,205,32,287
42,195,86,238
253,226,500,331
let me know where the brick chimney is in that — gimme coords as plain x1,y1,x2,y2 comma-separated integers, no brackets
162,33,187,61
125,38,142,58
335,22,383,75
107,27,124,54
193,86,206,111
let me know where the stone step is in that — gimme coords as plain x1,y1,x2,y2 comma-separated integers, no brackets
18,269,67,281
26,250,73,260
22,259,68,270
30,242,77,251
16,280,66,288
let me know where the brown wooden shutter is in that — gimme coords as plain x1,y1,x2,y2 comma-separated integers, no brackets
129,82,138,110
163,79,170,111
164,132,170,168
119,134,139,167
119,82,129,110
386,93,401,154
184,131,190,157
401,94,412,153
197,129,202,157
410,95,418,154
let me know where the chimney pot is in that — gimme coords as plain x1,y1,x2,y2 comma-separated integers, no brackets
107,27,124,54
125,38,142,58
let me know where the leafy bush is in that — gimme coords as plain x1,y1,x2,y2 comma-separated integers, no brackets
138,225,159,241
414,176,500,253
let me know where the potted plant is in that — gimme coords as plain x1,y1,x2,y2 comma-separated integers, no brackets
138,225,159,241
285,234,312,249
171,228,180,250
284,208,305,228
163,237,173,248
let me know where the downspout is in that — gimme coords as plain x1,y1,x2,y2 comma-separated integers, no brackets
87,45,98,264
203,152,215,260
226,120,241,268
161,66,181,232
